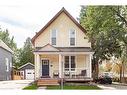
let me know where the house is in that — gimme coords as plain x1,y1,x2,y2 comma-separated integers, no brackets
31,7,93,84
18,62,35,80
0,39,13,81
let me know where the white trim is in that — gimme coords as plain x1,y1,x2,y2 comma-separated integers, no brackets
64,55,76,72
5,58,9,72
50,29,57,46
69,28,76,47
41,58,50,77
18,62,34,69
34,51,94,55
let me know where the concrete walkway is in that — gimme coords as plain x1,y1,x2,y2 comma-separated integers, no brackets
97,85,116,90
0,80,34,89
37,87,46,90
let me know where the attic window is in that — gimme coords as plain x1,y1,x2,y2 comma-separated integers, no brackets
51,29,57,45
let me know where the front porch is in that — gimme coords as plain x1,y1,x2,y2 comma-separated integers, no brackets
34,53,93,81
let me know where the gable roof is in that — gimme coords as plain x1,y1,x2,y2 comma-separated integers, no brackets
35,43,60,52
0,39,13,54
18,62,34,70
31,7,87,44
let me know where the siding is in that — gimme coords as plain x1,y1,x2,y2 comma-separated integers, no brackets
34,12,91,47
0,47,13,81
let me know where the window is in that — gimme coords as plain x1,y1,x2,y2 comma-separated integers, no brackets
64,56,69,71
5,58,9,72
51,29,57,45
64,56,76,71
71,56,75,71
69,29,75,46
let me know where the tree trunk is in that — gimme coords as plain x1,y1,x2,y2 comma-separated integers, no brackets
121,61,125,83
92,58,99,80
119,64,122,83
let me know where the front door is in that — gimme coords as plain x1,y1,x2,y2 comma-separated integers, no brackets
42,60,49,77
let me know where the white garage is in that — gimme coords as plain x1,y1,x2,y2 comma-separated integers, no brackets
19,62,35,80
25,69,34,80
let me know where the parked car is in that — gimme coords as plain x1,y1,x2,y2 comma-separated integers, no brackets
96,75,112,84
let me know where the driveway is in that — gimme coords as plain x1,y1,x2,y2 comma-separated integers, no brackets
0,80,34,89
97,84,127,90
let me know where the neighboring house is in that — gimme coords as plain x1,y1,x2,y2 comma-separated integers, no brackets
32,7,93,82
18,62,35,80
0,39,13,81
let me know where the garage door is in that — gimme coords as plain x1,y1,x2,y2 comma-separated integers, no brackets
25,69,34,80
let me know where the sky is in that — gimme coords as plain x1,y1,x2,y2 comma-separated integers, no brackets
0,0,126,48
0,0,85,48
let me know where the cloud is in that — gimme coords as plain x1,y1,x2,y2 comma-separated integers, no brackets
0,1,82,48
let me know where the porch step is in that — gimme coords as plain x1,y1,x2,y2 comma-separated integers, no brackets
37,78,60,86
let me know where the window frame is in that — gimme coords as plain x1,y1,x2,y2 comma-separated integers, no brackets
69,29,76,46
64,56,76,71
50,29,57,46
5,58,9,72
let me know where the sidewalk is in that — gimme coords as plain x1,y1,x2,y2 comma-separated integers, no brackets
113,82,127,86
37,87,46,90
0,80,33,89
97,85,116,90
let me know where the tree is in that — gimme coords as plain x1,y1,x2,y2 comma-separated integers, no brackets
18,37,34,67
79,6,127,81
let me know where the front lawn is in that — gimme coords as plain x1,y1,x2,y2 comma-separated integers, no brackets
23,83,38,90
47,85,101,90
23,83,101,90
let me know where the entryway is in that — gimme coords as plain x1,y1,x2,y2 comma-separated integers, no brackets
42,59,49,77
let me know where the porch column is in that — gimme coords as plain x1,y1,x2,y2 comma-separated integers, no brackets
35,54,40,80
89,54,92,78
86,54,92,78
59,54,62,78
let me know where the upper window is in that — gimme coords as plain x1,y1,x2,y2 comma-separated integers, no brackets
69,29,75,46
51,29,57,45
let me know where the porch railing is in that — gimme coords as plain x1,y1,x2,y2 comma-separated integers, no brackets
63,68,88,79
52,68,88,79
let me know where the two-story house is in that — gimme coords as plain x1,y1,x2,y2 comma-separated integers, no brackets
0,39,13,81
32,7,93,83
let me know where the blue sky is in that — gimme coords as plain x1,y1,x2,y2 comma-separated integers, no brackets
0,0,126,48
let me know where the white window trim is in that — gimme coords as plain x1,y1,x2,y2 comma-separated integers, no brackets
50,29,57,46
64,55,76,72
5,58,9,72
69,29,76,46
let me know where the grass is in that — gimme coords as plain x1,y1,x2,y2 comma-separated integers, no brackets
23,83,101,90
23,83,38,90
47,85,101,90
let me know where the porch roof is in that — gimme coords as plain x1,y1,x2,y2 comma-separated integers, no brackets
34,47,93,52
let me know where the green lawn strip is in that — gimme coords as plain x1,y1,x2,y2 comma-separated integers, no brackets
47,85,101,90
23,83,38,90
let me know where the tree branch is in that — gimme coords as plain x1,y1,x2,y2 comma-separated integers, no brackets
111,7,127,26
